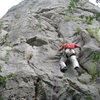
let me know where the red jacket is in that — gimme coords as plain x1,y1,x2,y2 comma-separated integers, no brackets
59,43,81,51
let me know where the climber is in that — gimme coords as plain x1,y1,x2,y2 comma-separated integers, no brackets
59,43,82,75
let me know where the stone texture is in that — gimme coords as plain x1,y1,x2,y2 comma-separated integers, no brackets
0,0,100,100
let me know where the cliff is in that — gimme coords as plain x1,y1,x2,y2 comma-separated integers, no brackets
0,0,100,100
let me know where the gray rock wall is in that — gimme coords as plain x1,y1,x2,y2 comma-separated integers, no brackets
0,0,100,100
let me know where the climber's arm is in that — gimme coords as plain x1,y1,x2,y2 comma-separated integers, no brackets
75,44,81,51
59,46,63,51
58,44,65,51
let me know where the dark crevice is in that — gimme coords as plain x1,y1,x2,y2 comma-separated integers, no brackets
36,8,56,14
67,79,89,95
80,33,86,46
40,13,54,19
34,77,41,100
0,41,5,46
79,64,89,74
56,29,63,38
36,6,64,14
76,7,100,14
34,77,47,100
42,80,53,87
26,36,48,46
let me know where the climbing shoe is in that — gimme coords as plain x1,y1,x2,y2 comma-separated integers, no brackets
60,66,67,73
75,67,82,76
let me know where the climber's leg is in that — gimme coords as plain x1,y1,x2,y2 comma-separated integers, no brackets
60,56,67,72
70,55,82,76
70,55,79,69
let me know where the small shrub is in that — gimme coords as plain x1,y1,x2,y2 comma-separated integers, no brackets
94,27,99,42
64,16,72,22
0,76,6,87
86,27,99,42
95,13,100,20
86,28,94,37
0,92,3,100
4,34,9,46
7,73,16,78
0,66,6,88
64,15,80,22
38,27,43,32
89,63,97,80
68,0,79,12
39,79,43,85
85,95,93,100
85,16,95,24
84,13,100,24
89,52,100,80
92,52,100,62
76,26,81,34
73,16,80,21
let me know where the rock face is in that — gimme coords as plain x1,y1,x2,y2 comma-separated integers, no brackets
0,0,100,100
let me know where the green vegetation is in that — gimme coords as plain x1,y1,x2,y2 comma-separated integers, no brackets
39,79,43,85
95,13,100,20
7,73,16,78
0,76,6,87
68,0,80,12
89,63,100,80
65,13,100,24
86,28,94,37
76,26,81,34
38,27,43,32
89,52,100,80
0,92,3,100
5,34,9,46
86,27,99,42
0,67,16,99
85,95,93,100
89,63,97,80
85,13,100,24
92,52,100,62
64,15,81,22
64,16,72,22
0,67,16,88
85,16,94,24
0,66,6,87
